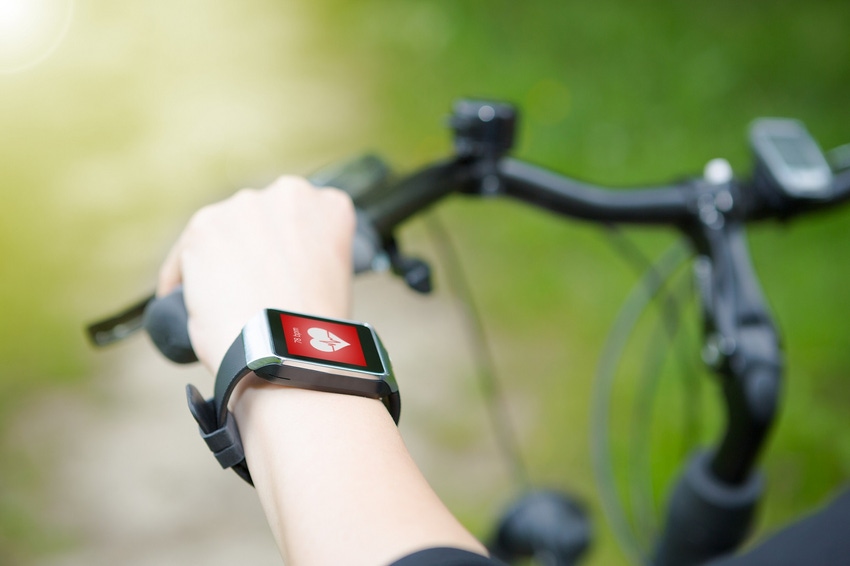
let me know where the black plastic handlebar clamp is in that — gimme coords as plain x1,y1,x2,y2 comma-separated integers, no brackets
451,100,517,195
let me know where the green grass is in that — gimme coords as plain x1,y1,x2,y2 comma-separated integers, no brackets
2,0,850,563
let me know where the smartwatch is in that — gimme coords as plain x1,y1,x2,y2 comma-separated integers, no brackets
186,309,400,485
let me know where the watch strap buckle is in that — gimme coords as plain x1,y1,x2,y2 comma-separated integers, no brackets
186,384,248,473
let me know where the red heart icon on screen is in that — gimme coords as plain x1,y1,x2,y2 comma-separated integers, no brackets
308,327,351,352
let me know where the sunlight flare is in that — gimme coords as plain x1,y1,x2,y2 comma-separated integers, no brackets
0,0,73,73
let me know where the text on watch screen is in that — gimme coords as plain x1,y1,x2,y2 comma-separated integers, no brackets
278,313,367,367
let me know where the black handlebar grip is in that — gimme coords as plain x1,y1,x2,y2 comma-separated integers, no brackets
142,287,197,364
652,451,763,566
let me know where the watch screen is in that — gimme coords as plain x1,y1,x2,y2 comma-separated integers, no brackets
268,311,384,373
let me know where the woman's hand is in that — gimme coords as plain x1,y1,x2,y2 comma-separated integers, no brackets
156,174,488,565
157,176,356,374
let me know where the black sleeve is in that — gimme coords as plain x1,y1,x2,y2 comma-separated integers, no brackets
707,486,850,566
388,547,506,566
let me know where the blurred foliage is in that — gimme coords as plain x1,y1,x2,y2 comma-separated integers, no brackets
1,0,849,564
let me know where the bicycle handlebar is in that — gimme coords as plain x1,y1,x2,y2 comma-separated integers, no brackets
140,106,850,365
498,158,694,224
90,99,850,566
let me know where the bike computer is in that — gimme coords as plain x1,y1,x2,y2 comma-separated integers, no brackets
750,118,833,199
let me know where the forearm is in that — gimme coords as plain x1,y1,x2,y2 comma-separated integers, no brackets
233,380,488,566
161,179,488,565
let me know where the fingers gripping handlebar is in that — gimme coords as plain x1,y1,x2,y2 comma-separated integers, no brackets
138,101,517,363
143,156,393,364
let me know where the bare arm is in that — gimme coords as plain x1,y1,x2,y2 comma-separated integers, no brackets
158,176,488,565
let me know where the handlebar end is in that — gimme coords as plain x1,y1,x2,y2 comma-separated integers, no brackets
143,288,198,364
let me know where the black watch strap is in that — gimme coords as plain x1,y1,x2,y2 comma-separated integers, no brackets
186,336,255,485
186,326,402,486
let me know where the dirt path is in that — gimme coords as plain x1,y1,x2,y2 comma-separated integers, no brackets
15,274,512,565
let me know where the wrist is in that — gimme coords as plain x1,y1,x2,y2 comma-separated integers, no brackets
231,382,392,434
187,307,399,484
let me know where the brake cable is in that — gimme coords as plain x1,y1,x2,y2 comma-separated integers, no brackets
602,228,705,548
590,239,691,564
423,211,531,491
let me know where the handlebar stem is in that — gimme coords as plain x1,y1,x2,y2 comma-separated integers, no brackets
450,100,517,162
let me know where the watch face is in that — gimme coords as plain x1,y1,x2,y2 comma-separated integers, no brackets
268,311,385,374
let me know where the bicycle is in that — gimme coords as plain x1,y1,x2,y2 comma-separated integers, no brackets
88,99,850,565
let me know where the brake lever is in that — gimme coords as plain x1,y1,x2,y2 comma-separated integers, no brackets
86,294,154,347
